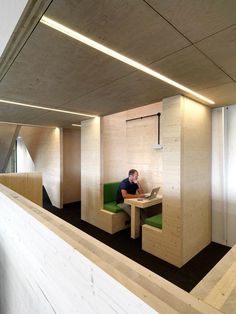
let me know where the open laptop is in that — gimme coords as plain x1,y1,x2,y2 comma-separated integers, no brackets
144,187,160,200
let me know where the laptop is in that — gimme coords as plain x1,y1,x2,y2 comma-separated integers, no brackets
144,187,160,200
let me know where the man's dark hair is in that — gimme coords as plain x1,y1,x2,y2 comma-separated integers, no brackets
128,169,138,176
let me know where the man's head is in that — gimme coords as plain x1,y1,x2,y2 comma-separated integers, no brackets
128,169,139,183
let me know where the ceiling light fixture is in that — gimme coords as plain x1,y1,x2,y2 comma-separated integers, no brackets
72,123,81,127
40,16,215,105
0,99,97,118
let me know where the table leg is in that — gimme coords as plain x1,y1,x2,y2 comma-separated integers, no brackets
131,205,140,239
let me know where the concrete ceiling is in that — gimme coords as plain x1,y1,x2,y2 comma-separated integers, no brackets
0,0,236,127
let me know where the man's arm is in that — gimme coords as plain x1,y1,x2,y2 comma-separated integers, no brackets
137,182,144,194
121,189,144,199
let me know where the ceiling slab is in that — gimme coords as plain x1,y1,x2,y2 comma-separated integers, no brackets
0,0,236,127
146,0,236,43
45,0,190,65
197,82,236,106
29,110,91,127
0,102,90,127
0,103,52,124
150,45,231,90
196,25,236,80
64,70,179,116
0,24,136,108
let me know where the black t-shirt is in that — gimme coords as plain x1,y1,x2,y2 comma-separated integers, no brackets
116,178,139,204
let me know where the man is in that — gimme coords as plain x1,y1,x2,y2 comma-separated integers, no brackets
116,169,145,218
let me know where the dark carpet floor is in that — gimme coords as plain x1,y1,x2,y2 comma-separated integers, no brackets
44,200,230,292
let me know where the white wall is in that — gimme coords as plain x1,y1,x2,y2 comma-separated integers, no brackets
212,108,226,245
212,105,236,247
0,0,28,57
16,137,35,173
19,126,62,208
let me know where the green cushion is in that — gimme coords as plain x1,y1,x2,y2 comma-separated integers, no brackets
103,182,120,203
104,201,123,213
145,214,162,229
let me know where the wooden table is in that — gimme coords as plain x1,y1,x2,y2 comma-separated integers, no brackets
124,196,162,239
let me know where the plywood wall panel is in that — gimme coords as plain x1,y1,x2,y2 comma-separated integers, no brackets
142,96,211,267
63,128,81,204
0,172,42,206
102,102,162,191
182,97,211,263
81,118,101,225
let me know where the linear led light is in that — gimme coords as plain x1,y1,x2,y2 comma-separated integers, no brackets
72,123,81,127
0,99,97,118
0,120,56,128
40,16,215,105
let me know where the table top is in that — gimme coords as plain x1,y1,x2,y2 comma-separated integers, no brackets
124,195,162,208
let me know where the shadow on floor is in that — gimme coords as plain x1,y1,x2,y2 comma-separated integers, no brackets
44,201,230,292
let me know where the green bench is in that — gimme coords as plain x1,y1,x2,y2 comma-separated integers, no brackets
103,182,123,213
144,213,162,229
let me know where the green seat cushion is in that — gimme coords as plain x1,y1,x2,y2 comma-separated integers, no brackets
145,214,162,229
103,182,120,203
104,201,123,213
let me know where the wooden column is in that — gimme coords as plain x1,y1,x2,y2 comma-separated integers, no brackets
143,95,212,267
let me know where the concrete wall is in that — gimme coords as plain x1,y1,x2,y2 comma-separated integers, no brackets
0,123,19,172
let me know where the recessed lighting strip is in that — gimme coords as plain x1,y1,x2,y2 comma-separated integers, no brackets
0,99,97,118
40,16,215,105
72,123,81,127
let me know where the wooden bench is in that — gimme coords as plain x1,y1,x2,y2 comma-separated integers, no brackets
142,213,163,255
100,182,130,234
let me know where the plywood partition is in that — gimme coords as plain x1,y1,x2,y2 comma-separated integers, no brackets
0,172,42,206
142,95,211,267
63,128,81,204
81,103,163,234
81,118,102,225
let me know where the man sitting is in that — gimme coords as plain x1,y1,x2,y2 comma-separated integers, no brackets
116,169,146,222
